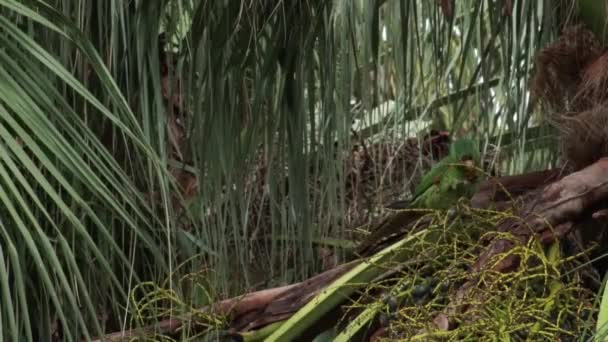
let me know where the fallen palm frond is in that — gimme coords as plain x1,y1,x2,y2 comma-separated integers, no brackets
97,159,608,340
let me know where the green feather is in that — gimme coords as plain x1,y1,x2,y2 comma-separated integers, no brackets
448,138,480,163
411,156,454,200
409,138,481,209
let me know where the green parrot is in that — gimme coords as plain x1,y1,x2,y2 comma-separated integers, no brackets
386,138,482,210
356,139,483,256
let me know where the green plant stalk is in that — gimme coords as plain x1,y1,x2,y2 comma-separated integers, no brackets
596,271,608,340
531,241,563,335
266,228,430,341
333,303,380,342
241,321,285,342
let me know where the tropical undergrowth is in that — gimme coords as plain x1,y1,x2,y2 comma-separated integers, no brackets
0,0,585,340
131,204,599,341
345,208,596,341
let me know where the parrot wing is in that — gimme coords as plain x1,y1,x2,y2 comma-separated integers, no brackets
438,164,466,192
389,138,481,210
411,156,456,201
412,163,477,209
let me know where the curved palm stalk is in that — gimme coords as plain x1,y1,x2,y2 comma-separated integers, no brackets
597,273,608,340
332,303,380,341
266,228,430,341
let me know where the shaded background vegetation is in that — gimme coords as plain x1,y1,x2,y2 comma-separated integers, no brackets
0,0,600,339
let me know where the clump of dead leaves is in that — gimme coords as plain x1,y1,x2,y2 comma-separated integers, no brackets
531,24,608,171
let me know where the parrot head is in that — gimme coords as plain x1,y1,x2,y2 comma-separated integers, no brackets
449,139,481,180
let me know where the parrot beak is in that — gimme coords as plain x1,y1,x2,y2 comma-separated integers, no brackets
459,154,475,168
462,159,478,180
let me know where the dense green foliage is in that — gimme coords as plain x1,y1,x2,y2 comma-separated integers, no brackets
0,0,587,339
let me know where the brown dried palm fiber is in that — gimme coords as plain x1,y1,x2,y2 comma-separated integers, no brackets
575,52,608,108
530,24,608,170
531,24,602,113
561,106,608,170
